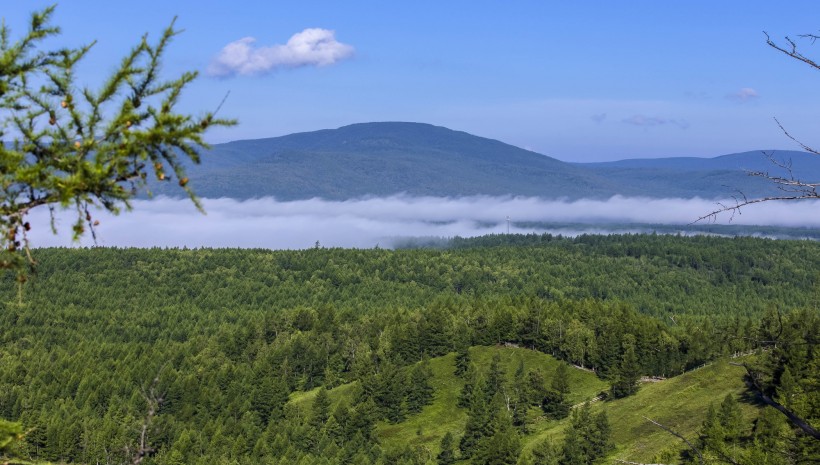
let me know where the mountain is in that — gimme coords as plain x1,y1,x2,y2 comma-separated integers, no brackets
164,122,623,200
579,149,820,174
150,122,811,200
575,150,820,200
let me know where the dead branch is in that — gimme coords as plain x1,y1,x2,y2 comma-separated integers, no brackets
765,31,820,71
773,118,820,156
641,416,704,465
693,147,819,224
696,32,820,223
131,363,169,465
732,362,820,440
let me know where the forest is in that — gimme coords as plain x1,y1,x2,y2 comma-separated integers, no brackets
0,234,817,464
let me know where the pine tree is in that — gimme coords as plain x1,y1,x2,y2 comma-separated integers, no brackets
750,407,788,464
486,353,506,400
541,390,570,421
310,388,331,431
252,371,290,425
459,383,491,459
551,363,571,397
542,363,572,420
458,364,480,409
589,411,614,459
610,338,641,399
718,394,743,442
525,369,548,406
455,345,471,378
406,360,434,414
349,398,378,442
530,438,559,465
698,403,726,456
558,403,612,465
511,395,529,434
559,414,587,465
473,407,521,465
437,432,456,465
375,361,406,423
0,6,234,276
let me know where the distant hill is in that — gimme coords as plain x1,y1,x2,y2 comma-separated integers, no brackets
149,122,812,200
579,149,820,174
576,150,820,200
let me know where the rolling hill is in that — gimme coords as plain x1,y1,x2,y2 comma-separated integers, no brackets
149,122,813,200
291,346,755,464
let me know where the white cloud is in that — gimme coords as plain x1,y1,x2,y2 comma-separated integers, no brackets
23,196,820,250
622,115,690,129
727,87,759,103
208,28,354,77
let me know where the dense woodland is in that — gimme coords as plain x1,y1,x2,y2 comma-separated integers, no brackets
0,234,817,464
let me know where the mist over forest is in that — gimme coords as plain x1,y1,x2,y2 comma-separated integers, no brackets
26,195,820,249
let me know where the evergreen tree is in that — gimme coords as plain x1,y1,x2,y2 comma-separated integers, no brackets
252,371,290,425
406,360,434,414
530,438,559,465
525,369,548,407
0,5,234,276
349,398,378,442
458,364,480,409
698,403,726,456
375,362,406,423
542,363,572,420
511,395,529,434
559,415,587,465
436,432,456,465
590,411,614,459
750,407,788,465
472,407,521,465
310,388,331,431
551,363,571,398
559,404,611,465
459,382,491,459
455,345,472,378
718,394,743,442
486,353,506,400
541,390,570,421
610,337,641,399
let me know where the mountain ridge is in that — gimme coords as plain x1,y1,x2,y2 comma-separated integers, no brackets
149,122,815,200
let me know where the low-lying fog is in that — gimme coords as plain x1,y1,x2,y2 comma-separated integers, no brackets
24,196,820,249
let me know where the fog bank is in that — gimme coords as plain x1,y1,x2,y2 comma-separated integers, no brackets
24,195,820,249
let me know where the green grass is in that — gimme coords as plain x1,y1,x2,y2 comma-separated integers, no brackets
521,358,757,463
287,348,758,463
602,359,753,462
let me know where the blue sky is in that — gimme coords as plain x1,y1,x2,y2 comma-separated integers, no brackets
5,1,820,161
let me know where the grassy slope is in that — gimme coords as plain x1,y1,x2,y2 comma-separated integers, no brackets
289,347,756,463
575,359,753,462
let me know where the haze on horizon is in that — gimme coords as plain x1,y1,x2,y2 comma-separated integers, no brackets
5,1,820,162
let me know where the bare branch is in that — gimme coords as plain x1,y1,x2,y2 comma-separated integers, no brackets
773,117,820,156
641,416,704,465
131,362,169,465
765,31,820,71
732,362,820,440
699,33,820,223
